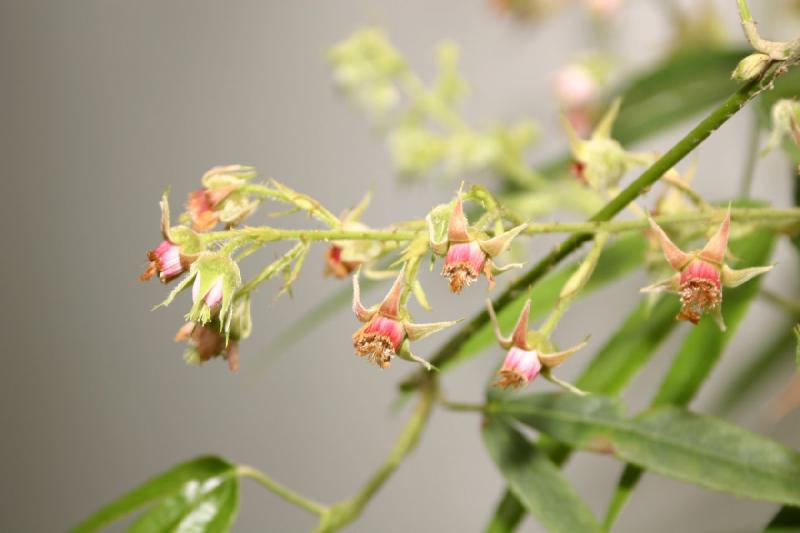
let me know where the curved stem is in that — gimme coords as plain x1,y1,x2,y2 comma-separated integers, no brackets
236,464,328,516
317,383,436,532
402,61,791,386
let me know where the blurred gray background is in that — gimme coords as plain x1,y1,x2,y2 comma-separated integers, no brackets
3,1,799,532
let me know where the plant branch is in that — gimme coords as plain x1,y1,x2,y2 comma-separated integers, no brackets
236,464,328,516
401,60,791,388
200,207,800,247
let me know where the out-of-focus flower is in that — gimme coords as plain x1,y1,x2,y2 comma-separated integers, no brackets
643,210,774,330
141,192,202,283
352,269,458,369
324,193,383,279
489,0,570,22
764,99,800,154
328,28,405,118
428,195,526,293
553,64,598,109
584,0,623,19
564,99,653,191
488,299,588,390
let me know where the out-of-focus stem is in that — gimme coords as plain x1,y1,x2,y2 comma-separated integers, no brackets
236,464,328,516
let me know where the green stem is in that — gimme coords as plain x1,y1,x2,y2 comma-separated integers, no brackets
739,111,761,198
236,464,328,516
200,207,800,246
403,61,789,382
317,384,436,532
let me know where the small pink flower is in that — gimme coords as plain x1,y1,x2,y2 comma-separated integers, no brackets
553,65,597,108
644,210,773,330
352,269,457,369
442,241,487,293
429,195,527,293
193,274,224,310
488,299,587,390
495,346,543,389
140,193,197,283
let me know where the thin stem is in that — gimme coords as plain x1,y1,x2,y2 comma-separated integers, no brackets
200,207,800,246
401,60,791,389
739,111,761,198
317,383,436,532
236,464,328,516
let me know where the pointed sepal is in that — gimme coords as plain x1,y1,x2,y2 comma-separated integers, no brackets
721,263,774,288
640,273,681,294
478,223,527,258
648,217,692,270
447,196,470,243
699,208,731,265
403,318,460,342
378,268,405,319
538,337,589,369
352,271,377,322
396,339,437,371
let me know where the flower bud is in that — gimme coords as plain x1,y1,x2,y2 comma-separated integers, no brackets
186,253,242,337
731,53,771,82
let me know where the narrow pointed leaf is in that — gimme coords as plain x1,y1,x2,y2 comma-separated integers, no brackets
493,393,800,507
70,456,235,533
482,418,603,533
126,477,238,533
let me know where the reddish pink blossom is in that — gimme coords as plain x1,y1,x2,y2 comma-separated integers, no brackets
495,346,543,389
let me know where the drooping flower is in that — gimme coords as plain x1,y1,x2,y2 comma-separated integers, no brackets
186,165,259,231
428,195,527,293
352,269,458,369
642,209,774,330
175,296,252,372
488,299,587,390
141,192,201,283
323,193,382,279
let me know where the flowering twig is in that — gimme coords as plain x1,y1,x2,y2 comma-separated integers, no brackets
402,59,794,388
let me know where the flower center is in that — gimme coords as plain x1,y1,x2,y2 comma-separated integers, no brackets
678,278,721,324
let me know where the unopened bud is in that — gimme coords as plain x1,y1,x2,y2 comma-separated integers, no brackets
731,53,771,82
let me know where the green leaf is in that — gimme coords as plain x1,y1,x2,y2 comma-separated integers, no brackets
482,418,603,533
711,323,796,415
127,477,238,533
493,393,800,507
575,296,681,395
71,456,236,533
765,506,800,532
484,490,526,533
